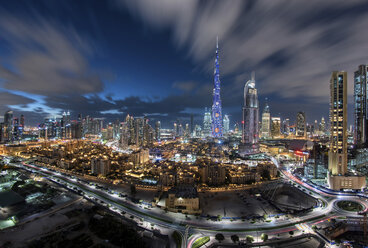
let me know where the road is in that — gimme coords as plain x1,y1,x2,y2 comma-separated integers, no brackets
10,160,368,248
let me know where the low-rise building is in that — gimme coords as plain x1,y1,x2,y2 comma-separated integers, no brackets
165,185,201,214
199,164,226,186
91,157,111,176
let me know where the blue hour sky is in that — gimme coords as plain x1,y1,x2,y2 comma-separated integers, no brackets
1,0,368,127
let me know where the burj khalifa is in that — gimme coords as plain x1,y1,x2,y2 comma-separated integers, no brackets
211,37,223,138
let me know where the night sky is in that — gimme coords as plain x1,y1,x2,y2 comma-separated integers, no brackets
1,0,368,128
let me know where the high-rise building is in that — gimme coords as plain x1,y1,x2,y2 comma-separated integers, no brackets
282,118,290,135
155,121,161,141
119,122,129,148
354,65,368,147
296,112,306,138
223,115,230,134
4,110,13,142
240,72,259,154
211,38,223,138
190,114,194,137
261,102,271,139
0,123,5,143
329,71,348,176
20,114,25,128
194,125,202,138
328,71,365,190
203,108,212,137
271,117,281,138
313,120,318,136
319,117,326,134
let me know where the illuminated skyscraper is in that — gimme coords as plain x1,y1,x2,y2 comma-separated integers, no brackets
155,121,161,141
319,117,326,134
271,117,281,138
223,115,230,134
328,71,365,190
354,65,368,147
211,37,223,137
261,102,271,139
282,118,290,135
4,110,13,142
241,72,259,154
203,108,212,137
329,71,348,176
296,112,306,138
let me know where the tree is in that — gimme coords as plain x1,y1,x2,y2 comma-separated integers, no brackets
261,233,268,242
215,233,225,243
289,230,294,237
312,225,317,231
231,235,239,243
246,235,254,243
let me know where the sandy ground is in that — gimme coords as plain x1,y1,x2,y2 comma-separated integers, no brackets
199,191,278,217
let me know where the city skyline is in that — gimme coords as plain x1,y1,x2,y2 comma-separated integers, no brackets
1,1,368,126
2,2,368,246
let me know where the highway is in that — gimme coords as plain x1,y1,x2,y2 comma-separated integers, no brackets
10,160,368,248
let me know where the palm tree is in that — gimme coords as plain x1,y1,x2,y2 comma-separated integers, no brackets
261,233,268,242
231,234,239,243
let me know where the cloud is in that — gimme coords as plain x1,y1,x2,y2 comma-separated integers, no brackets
118,0,368,102
0,91,44,124
172,81,198,92
0,92,35,112
0,14,103,96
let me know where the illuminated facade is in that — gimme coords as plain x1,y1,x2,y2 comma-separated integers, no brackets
223,114,230,134
271,117,281,138
261,102,271,139
328,71,347,176
211,38,223,137
241,72,259,154
296,112,306,138
328,71,365,190
354,64,368,147
203,108,212,137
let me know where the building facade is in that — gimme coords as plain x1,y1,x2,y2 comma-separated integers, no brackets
271,117,281,138
203,108,212,137
354,64,368,147
223,114,230,134
261,103,271,139
241,72,259,154
328,71,365,190
296,112,306,138
211,38,223,138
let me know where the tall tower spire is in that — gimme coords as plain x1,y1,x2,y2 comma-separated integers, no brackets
211,37,223,138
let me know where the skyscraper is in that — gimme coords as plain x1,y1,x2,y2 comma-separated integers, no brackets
203,108,212,137
282,118,290,135
261,102,271,139
211,37,223,138
296,112,306,138
4,110,13,142
223,115,230,134
271,117,281,138
190,114,194,137
354,64,368,147
329,71,348,176
241,72,259,153
328,71,365,190
155,121,161,141
319,117,326,134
